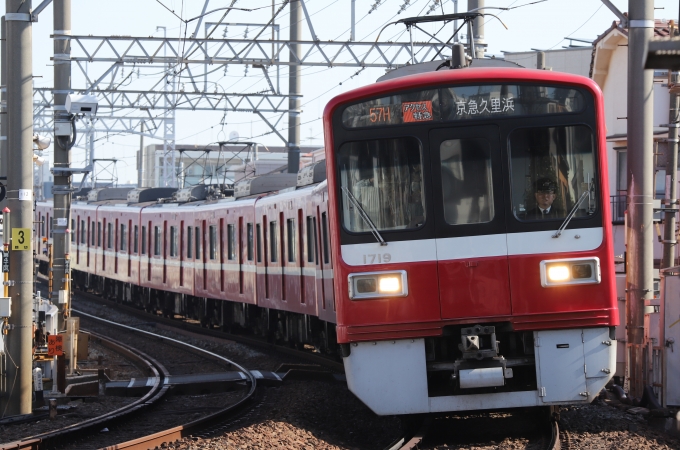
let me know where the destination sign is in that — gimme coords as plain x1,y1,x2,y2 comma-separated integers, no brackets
341,84,586,128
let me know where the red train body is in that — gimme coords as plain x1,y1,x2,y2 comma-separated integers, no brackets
35,67,617,416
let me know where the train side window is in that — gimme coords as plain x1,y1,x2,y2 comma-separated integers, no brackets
91,221,96,246
287,218,296,263
141,226,147,254
107,223,113,249
269,221,278,262
209,225,217,260
247,223,254,261
195,226,201,260
120,224,127,251
41,215,45,237
71,219,76,242
321,212,329,264
187,226,193,259
256,224,262,263
170,226,178,257
81,220,86,244
306,216,315,263
154,226,161,256
133,225,139,253
49,216,52,238
97,222,102,247
227,224,236,260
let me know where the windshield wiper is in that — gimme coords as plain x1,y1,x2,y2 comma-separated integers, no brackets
552,190,590,238
342,186,387,246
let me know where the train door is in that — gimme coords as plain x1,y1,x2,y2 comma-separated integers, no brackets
429,125,511,319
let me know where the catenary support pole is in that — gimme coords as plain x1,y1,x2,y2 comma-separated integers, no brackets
4,0,34,416
662,70,679,269
626,0,654,399
0,17,7,212
287,0,301,173
468,0,485,58
52,0,71,332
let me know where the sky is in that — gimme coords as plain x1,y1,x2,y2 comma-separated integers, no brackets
1,0,678,184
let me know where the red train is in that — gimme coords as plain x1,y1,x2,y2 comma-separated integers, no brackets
36,67,617,416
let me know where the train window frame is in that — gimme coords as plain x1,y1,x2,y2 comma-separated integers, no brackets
306,216,316,263
133,225,139,253
337,136,426,235
247,223,254,261
507,123,599,224
154,226,161,256
227,224,236,261
120,223,127,252
321,212,330,264
187,226,193,259
81,220,86,244
97,222,102,247
141,226,147,255
91,221,96,246
287,218,296,263
71,219,76,243
195,226,201,260
170,226,178,257
256,224,262,263
209,225,217,260
269,220,278,263
107,222,113,249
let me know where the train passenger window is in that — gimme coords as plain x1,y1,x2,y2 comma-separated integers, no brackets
439,138,494,225
120,224,127,251
187,226,193,259
170,226,177,257
287,218,296,263
256,224,262,263
247,223,254,261
227,224,236,260
97,222,102,247
195,227,201,260
269,221,278,263
107,223,113,249
41,216,45,237
71,219,76,242
141,226,147,254
154,226,161,256
306,216,316,263
92,221,96,246
209,225,217,260
337,137,425,232
509,125,597,221
133,226,139,253
81,220,86,244
322,212,330,264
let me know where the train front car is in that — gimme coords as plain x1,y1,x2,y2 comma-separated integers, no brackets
323,68,617,415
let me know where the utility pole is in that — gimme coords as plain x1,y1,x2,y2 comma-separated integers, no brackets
662,70,680,269
468,0,485,58
626,0,654,399
52,0,71,332
1,17,7,212
287,0,301,173
4,0,34,416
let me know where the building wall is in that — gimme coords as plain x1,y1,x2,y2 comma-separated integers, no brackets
503,48,592,77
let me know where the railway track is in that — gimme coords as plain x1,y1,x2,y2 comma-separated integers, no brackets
386,409,561,450
1,309,257,450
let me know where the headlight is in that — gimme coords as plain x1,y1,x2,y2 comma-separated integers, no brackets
540,257,601,287
348,270,408,299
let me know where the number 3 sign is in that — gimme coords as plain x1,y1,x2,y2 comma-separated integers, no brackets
11,228,31,251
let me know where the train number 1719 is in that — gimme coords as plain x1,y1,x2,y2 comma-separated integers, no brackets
362,253,392,264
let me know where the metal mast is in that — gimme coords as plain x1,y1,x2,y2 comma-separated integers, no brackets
287,0,302,173
52,0,72,331
626,0,655,399
3,0,34,416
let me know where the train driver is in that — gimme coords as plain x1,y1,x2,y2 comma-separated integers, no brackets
524,178,564,220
